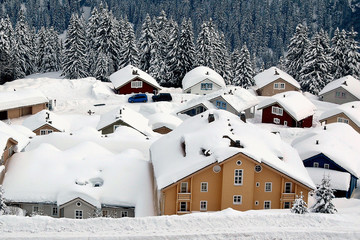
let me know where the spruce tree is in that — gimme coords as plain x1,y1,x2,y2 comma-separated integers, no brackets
0,185,6,215
285,24,310,80
196,21,215,69
331,28,347,79
62,14,89,79
153,10,170,79
344,29,360,79
310,175,337,214
0,17,15,84
291,191,308,214
232,44,255,88
37,27,59,73
93,52,110,82
138,14,156,73
299,32,333,95
215,31,232,84
87,7,101,74
148,38,162,83
118,20,139,69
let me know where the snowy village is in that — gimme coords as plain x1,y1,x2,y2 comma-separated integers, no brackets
0,1,360,239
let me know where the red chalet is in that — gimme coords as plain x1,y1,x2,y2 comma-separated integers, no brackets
109,65,161,94
257,91,316,128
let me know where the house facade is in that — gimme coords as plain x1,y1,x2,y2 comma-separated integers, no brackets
109,65,161,95
319,76,360,104
0,136,17,166
160,153,311,215
254,67,300,96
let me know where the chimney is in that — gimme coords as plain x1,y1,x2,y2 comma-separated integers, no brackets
234,140,242,148
316,140,319,145
132,69,139,75
205,71,209,75
323,126,327,130
274,69,279,75
283,94,286,98
119,109,122,115
343,81,347,86
46,112,50,120
208,113,215,123
240,112,246,123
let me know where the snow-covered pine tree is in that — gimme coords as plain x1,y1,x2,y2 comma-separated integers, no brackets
299,32,333,95
47,27,61,71
291,191,308,214
118,20,139,69
37,27,59,73
344,29,360,79
285,24,310,81
148,37,162,83
231,49,241,85
87,7,101,74
0,185,6,215
232,44,255,88
196,21,215,69
138,14,157,73
153,10,170,80
0,17,15,84
93,52,110,82
61,14,89,79
310,175,337,214
215,31,232,84
331,28,348,79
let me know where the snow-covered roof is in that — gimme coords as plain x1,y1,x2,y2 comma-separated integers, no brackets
182,66,226,91
0,121,35,152
109,65,161,90
96,106,152,135
0,89,48,111
306,168,350,191
254,67,300,89
319,101,360,127
319,75,360,99
292,123,360,178
2,142,154,216
22,110,70,132
148,113,183,130
151,109,315,190
257,91,316,121
176,87,259,114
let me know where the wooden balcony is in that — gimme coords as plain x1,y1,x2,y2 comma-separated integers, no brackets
281,193,296,201
177,192,191,201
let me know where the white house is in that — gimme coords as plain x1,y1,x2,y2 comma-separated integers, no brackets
182,66,226,95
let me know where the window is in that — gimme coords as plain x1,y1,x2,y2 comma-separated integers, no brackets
180,182,188,193
180,202,187,212
274,83,279,89
216,101,226,109
121,211,128,217
280,83,285,89
113,125,120,131
254,165,262,173
40,130,47,135
324,164,330,169
256,182,260,187
33,206,39,213
265,182,272,192
273,118,280,124
234,169,243,185
47,130,53,134
264,201,271,209
131,81,143,88
284,121,287,126
233,195,242,205
283,202,291,209
313,162,319,168
274,83,285,89
285,182,292,193
200,182,208,192
236,160,242,166
52,207,58,216
335,91,346,98
337,117,349,124
255,201,259,206
102,210,108,217
76,201,82,207
75,210,83,219
213,165,221,173
271,106,283,116
40,129,53,135
200,201,207,211
201,83,213,90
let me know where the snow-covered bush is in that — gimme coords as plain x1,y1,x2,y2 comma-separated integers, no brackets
310,175,337,214
291,191,308,214
0,185,7,215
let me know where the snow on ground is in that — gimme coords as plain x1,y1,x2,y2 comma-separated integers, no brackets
0,198,359,239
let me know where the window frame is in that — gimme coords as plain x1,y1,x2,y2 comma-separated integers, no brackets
52,207,58,216
180,202,187,212
273,118,280,124
75,210,83,219
200,182,208,192
271,106,283,116
40,129,47,135
324,163,330,169
201,83,213,90
265,182,272,192
337,117,349,124
233,195,242,205
121,211,128,217
216,100,227,110
180,182,188,193
313,162,319,168
131,80,143,89
283,202,291,209
200,201,207,211
264,201,271,209
33,206,39,213
284,182,292,193
234,169,243,186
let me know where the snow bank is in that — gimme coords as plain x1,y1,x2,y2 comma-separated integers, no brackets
0,121,34,151
148,113,183,130
182,66,226,91
306,167,350,191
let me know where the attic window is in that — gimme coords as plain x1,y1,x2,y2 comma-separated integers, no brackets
213,165,221,173
254,165,262,173
76,201,82,207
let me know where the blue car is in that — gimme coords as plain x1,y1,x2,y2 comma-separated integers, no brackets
128,93,148,103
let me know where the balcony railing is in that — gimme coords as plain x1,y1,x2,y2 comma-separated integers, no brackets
281,193,295,201
177,192,191,200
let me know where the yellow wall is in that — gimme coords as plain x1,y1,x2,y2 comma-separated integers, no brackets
258,78,299,96
320,112,360,134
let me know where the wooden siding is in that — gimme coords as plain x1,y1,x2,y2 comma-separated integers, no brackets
320,112,360,134
153,126,172,134
257,78,300,96
33,124,62,135
99,119,145,135
3,103,47,119
320,88,359,104
116,77,159,95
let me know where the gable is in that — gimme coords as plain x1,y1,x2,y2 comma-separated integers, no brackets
116,77,161,91
184,78,223,92
59,197,97,209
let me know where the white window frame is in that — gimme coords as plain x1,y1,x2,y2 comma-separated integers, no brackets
201,83,213,90
337,117,349,124
256,182,260,187
180,182,188,193
33,206,39,213
52,207,58,216
47,129,53,134
283,202,291,209
40,129,47,135
273,118,280,124
200,182,208,192
234,169,243,185
313,162,319,168
271,106,283,116
121,211,128,217
75,210,83,219
265,182,272,192
131,80,143,88
264,201,271,209
324,164,330,169
274,83,285,89
280,83,285,89
200,201,207,211
285,182,292,193
233,195,242,205
255,201,259,206
274,83,279,89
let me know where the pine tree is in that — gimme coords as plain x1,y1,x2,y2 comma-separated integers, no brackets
196,21,215,69
93,52,110,82
331,28,347,79
87,7,101,74
285,24,310,80
232,44,255,88
138,14,156,73
37,27,59,73
291,191,308,214
148,38,162,83
310,175,337,214
61,14,89,79
215,31,232,84
153,10,170,79
299,32,333,95
118,20,139,69
0,185,6,215
0,17,15,84
344,29,360,79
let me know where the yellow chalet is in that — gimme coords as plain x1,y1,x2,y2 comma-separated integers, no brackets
150,110,315,215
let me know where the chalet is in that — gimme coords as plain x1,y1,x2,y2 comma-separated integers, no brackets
292,123,360,198
96,106,151,135
176,87,259,119
109,65,161,95
0,89,48,120
319,76,360,104
257,91,316,128
150,110,315,215
254,67,300,96
2,141,154,218
22,110,70,135
319,101,360,134
148,113,183,134
182,66,226,95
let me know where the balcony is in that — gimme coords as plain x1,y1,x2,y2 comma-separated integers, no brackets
177,192,191,201
281,193,295,201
